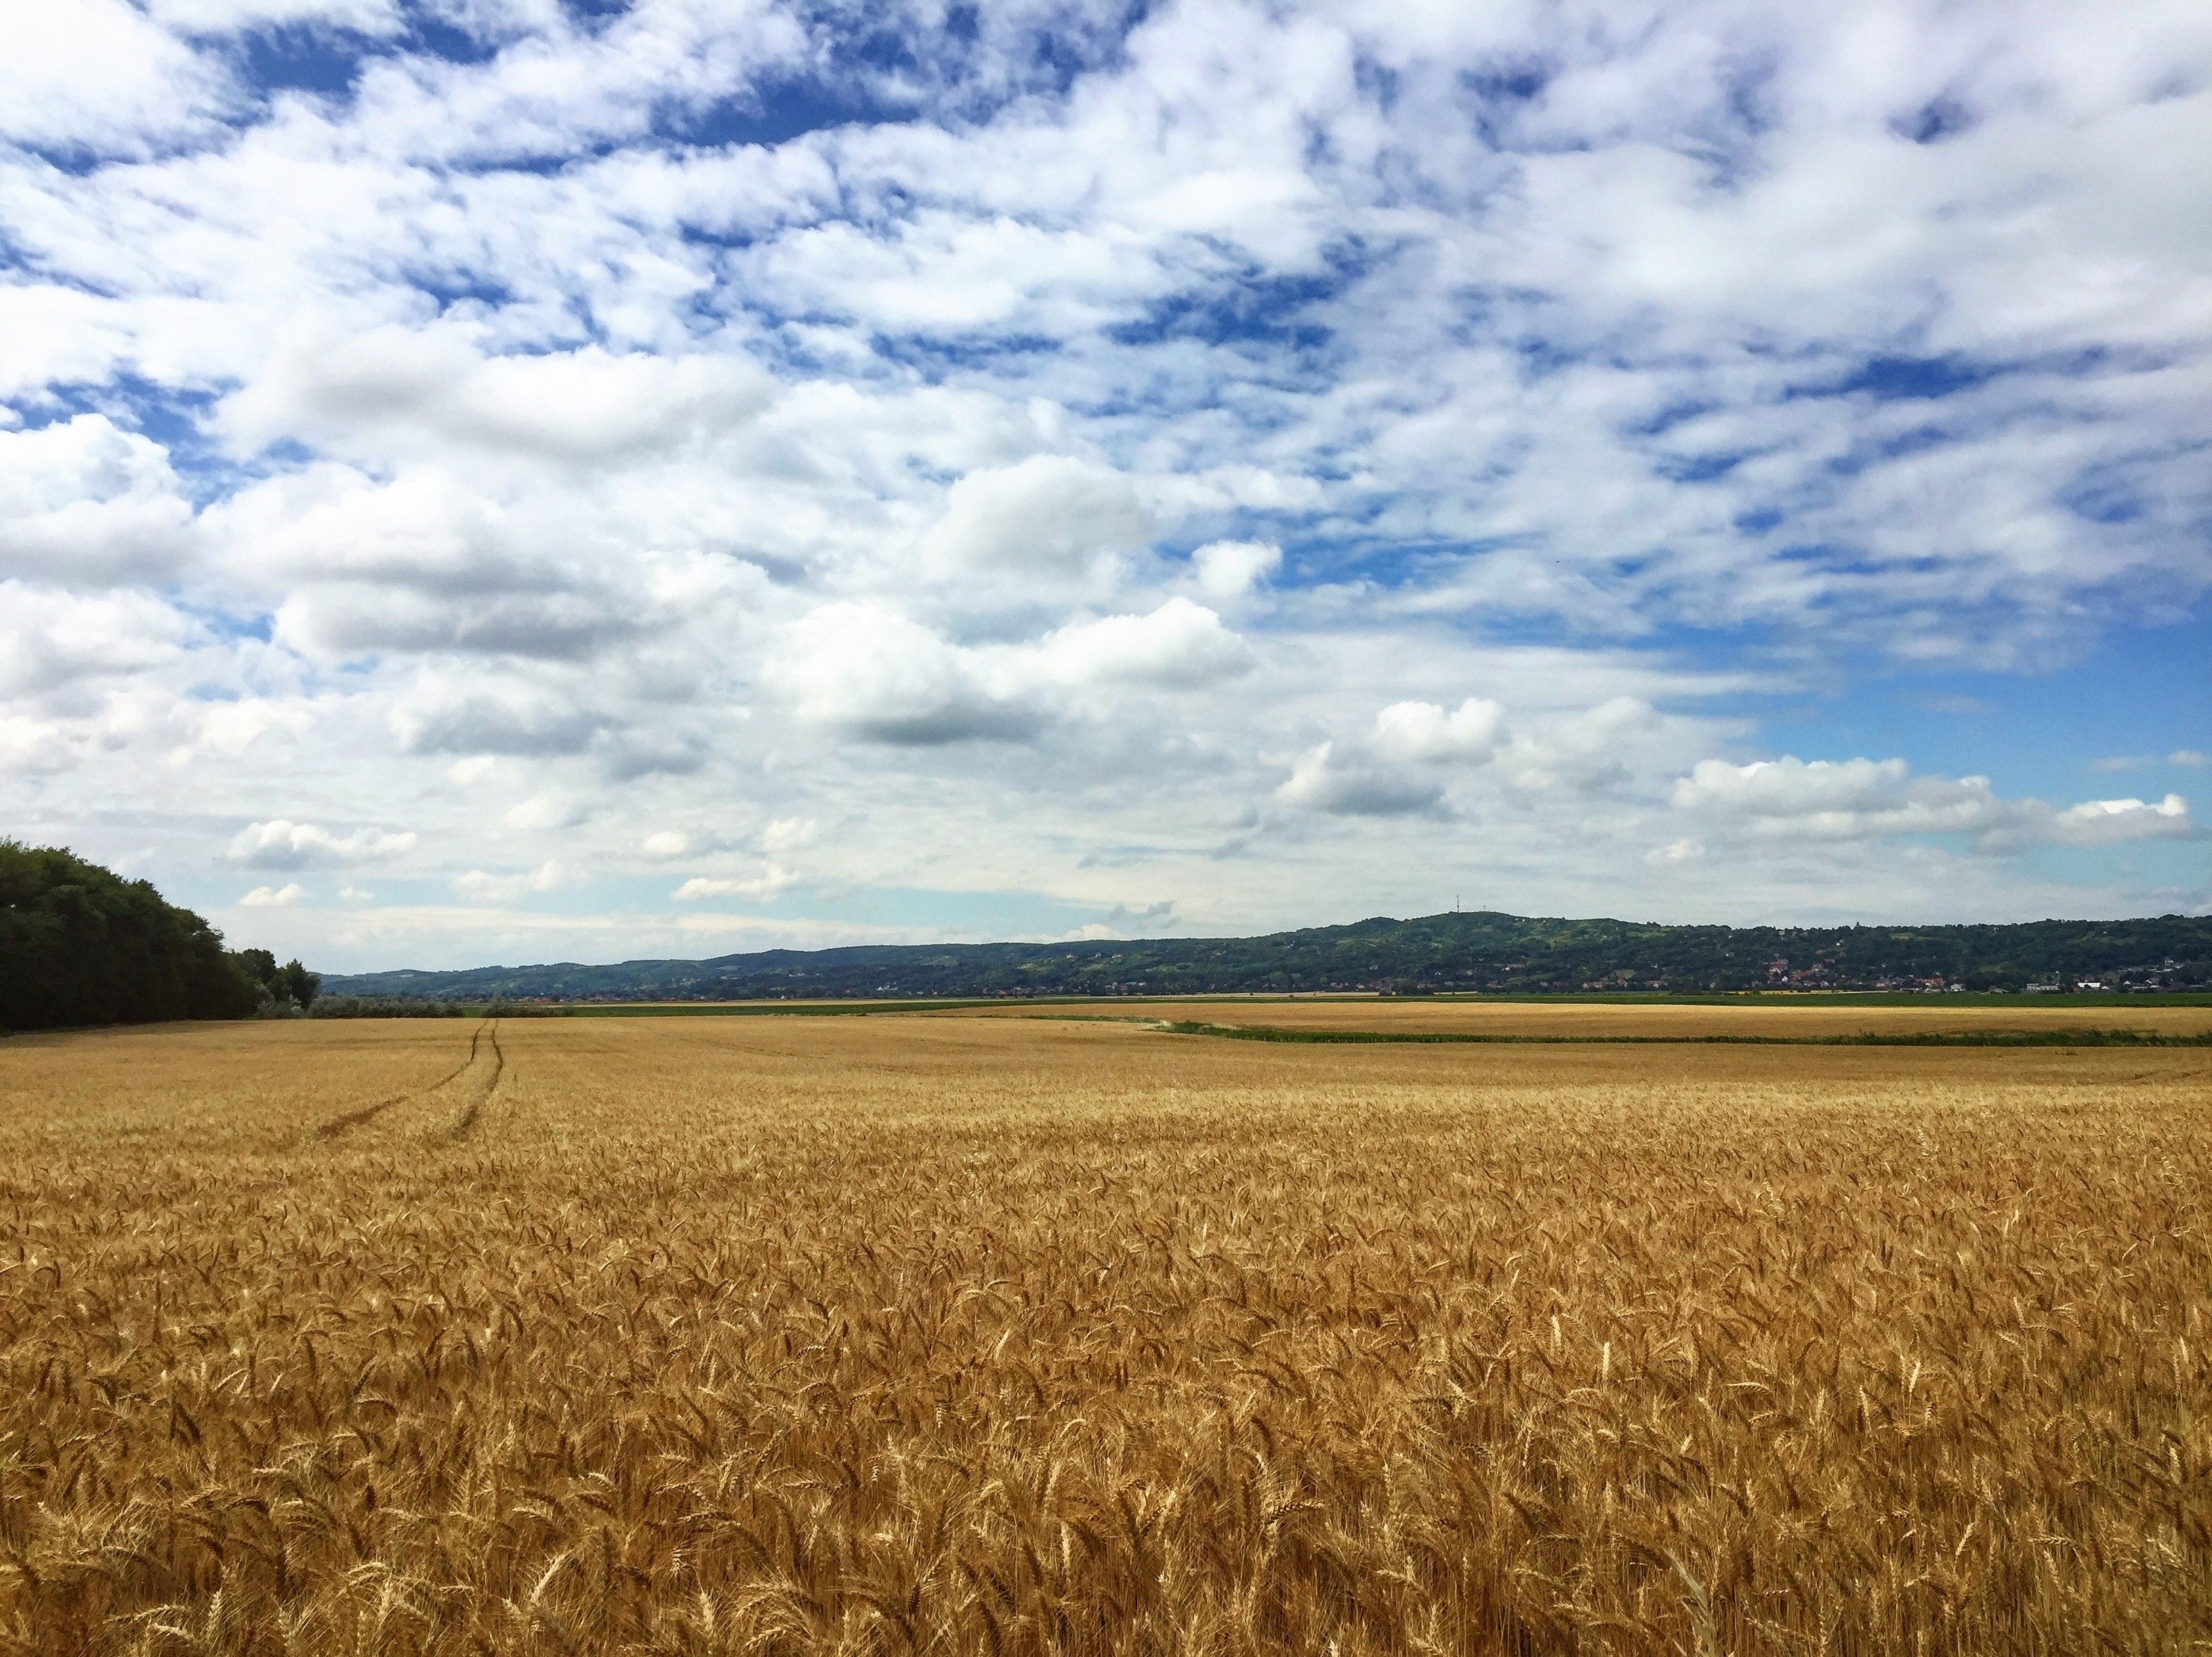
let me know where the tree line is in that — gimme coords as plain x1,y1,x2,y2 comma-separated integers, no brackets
1,841,319,1033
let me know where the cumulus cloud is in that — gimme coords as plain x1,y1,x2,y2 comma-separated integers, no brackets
2051,795,2196,845
218,468,646,663
920,456,1155,578
674,867,796,902
1275,743,1448,819
503,796,587,832
452,861,568,903
1372,699,1507,764
184,698,314,759
147,0,402,28
0,714,80,774
1188,539,1282,600
0,417,197,586
762,817,817,853
228,819,416,870
389,681,609,758
1673,756,2201,850
0,584,188,699
772,603,1044,746
773,598,1252,744
1026,599,1253,689
220,330,779,469
2,0,2208,963
0,0,230,152
1502,699,1667,794
240,882,306,907
1275,695,1513,817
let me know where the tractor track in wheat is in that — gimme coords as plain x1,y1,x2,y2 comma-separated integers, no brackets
304,1017,496,1145
448,1019,503,1141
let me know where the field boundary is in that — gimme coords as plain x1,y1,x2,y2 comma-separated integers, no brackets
447,990,2212,1017
1062,1017,2212,1049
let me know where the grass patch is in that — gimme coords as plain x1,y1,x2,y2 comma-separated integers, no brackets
1141,1019,2212,1048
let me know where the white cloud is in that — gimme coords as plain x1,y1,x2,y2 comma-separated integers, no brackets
1026,599,1253,690
919,455,1154,578
389,680,608,758
1189,539,1281,600
771,602,1043,745
674,867,796,902
144,0,402,39
0,0,230,152
0,584,188,699
761,817,817,853
1275,742,1447,819
2173,750,2208,767
228,819,416,870
1,0,2207,965
1371,699,1506,764
1674,756,2201,848
1500,698,1663,794
503,795,586,831
0,714,79,773
1275,694,1513,817
185,698,314,760
0,417,197,586
1674,757,1996,838
241,882,306,907
219,329,779,469
2051,794,2195,845
452,861,568,903
772,596,1256,744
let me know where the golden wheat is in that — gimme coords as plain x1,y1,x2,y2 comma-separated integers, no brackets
0,1011,2205,1654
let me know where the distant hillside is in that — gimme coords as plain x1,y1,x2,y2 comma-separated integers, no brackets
322,910,2212,1001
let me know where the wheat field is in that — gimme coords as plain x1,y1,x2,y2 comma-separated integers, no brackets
0,1012,2206,1654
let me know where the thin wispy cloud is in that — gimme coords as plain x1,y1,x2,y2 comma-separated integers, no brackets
4,0,2207,966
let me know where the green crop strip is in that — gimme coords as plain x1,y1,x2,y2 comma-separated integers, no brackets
1129,1020,2212,1048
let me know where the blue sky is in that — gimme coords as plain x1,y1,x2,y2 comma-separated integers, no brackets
3,0,2208,971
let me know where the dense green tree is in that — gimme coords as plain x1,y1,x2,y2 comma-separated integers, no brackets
0,842,263,1031
279,958,321,1010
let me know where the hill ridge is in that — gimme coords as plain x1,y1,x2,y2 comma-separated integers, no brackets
322,909,2212,1000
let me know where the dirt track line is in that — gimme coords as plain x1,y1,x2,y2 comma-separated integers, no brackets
306,1019,493,1143
449,1020,503,1141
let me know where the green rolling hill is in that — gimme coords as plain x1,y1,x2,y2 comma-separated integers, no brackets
321,909,2212,1002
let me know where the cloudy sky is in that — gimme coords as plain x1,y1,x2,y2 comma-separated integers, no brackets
5,0,2209,970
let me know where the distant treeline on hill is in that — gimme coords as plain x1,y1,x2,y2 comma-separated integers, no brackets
324,909,2212,1003
1,842,320,1032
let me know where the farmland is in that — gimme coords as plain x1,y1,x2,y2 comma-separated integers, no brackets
0,1008,2207,1654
